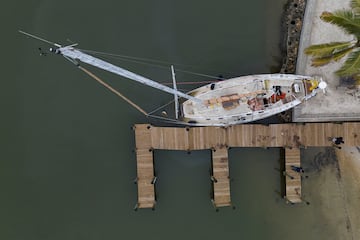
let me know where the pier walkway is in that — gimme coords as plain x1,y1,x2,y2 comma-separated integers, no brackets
134,125,156,209
284,148,302,203
133,122,359,208
211,147,231,208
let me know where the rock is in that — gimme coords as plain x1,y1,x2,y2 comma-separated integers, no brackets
280,0,307,74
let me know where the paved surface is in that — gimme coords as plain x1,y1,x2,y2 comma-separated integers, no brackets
294,0,360,122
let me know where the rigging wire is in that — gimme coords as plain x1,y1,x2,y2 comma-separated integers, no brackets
148,114,180,123
80,49,177,67
19,30,61,47
147,99,176,116
79,48,227,80
78,65,185,124
147,114,191,126
161,80,216,86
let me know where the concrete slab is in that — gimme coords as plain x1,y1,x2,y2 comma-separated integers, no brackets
294,0,360,122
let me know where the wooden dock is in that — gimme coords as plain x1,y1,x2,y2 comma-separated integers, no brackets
284,148,302,203
133,122,360,208
211,147,231,208
134,125,156,209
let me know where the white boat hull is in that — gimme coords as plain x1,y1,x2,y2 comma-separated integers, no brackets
181,74,320,126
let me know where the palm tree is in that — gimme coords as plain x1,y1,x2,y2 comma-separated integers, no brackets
304,0,360,86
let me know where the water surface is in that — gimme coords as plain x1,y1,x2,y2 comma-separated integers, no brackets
2,0,343,239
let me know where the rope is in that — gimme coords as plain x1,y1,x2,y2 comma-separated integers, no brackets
77,65,186,124
78,66,148,116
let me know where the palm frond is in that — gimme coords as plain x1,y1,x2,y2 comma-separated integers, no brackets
311,57,333,67
336,49,360,76
311,47,354,67
304,41,354,57
320,10,360,37
351,0,360,13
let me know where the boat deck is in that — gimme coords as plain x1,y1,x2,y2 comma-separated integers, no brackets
133,122,360,209
182,74,314,125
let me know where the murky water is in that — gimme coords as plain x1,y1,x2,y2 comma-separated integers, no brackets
1,0,346,239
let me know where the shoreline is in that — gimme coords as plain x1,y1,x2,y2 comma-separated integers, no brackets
280,0,360,122
275,0,306,122
280,0,307,74
288,0,360,239
336,147,360,239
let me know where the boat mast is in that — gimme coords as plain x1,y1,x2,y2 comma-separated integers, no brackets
55,46,201,103
171,65,179,119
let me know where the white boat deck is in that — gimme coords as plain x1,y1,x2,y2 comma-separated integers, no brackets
182,74,314,125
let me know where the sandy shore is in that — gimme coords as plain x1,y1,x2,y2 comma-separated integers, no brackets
336,147,360,239
301,146,360,240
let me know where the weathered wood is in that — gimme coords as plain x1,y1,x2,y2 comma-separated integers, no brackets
134,124,156,209
211,147,231,207
133,122,360,208
284,148,302,203
136,123,359,150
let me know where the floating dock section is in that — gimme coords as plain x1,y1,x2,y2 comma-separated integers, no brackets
211,147,231,208
284,148,302,203
133,122,360,209
134,125,156,209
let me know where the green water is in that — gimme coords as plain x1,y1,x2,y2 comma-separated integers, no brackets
1,0,343,239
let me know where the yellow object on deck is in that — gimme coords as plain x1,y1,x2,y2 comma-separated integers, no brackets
308,79,319,91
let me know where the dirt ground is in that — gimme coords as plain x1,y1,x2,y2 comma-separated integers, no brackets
302,146,360,240
336,147,360,239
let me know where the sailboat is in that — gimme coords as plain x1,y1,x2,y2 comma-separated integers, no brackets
20,31,327,126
